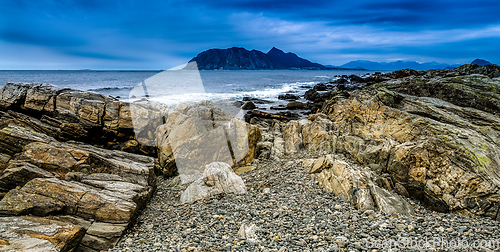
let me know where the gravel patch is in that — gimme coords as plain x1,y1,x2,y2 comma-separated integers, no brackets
109,153,500,252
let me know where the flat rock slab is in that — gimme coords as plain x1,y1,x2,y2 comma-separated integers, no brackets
0,216,84,252
0,178,137,224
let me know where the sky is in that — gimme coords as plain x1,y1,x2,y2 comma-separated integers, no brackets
0,0,499,70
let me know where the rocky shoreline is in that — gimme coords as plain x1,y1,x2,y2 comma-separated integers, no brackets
1,63,500,251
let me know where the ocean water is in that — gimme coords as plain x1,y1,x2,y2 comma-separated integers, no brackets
0,69,383,111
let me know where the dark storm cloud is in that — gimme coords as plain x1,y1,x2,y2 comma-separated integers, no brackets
0,0,499,69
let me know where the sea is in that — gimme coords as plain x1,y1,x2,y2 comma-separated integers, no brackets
0,70,384,114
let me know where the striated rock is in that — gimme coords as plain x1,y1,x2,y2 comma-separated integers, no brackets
0,83,159,251
0,188,66,216
310,155,414,216
0,125,56,155
244,110,296,123
0,161,54,193
371,186,415,217
156,101,261,179
308,155,333,174
79,222,128,251
0,83,31,110
0,216,85,252
0,178,137,223
0,83,167,156
180,162,247,203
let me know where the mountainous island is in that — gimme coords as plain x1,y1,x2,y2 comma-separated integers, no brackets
187,47,330,70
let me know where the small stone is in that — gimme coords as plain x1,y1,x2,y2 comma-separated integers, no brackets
363,210,375,216
395,224,406,230
408,225,415,232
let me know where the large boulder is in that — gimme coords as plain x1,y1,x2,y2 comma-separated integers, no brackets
308,155,414,216
180,162,247,203
156,101,261,179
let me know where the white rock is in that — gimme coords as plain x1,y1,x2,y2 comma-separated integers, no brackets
238,223,259,240
180,162,247,203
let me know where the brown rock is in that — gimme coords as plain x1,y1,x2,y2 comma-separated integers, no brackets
375,177,393,191
0,125,56,155
286,101,306,109
0,178,136,223
394,182,410,198
0,216,85,252
0,160,54,192
242,101,256,110
157,101,261,180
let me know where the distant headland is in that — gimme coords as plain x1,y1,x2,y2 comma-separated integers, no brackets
185,46,494,71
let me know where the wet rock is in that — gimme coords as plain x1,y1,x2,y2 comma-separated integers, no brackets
304,89,320,102
241,101,256,110
180,162,247,203
313,83,328,91
278,93,299,100
286,101,306,109
0,83,31,110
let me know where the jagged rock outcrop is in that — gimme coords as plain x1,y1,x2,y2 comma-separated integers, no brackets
304,155,414,217
0,125,155,251
180,162,247,203
156,101,261,180
0,82,168,156
187,47,327,70
252,72,500,220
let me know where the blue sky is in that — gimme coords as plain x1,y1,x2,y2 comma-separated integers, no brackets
1,0,499,69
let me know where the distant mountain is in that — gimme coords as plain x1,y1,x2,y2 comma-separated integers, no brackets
471,59,492,66
187,47,327,70
340,60,460,70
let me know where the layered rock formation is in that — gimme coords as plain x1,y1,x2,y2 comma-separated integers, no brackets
0,82,167,156
0,125,155,251
250,66,500,220
0,83,159,251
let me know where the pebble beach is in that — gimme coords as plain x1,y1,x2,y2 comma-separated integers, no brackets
109,153,500,252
